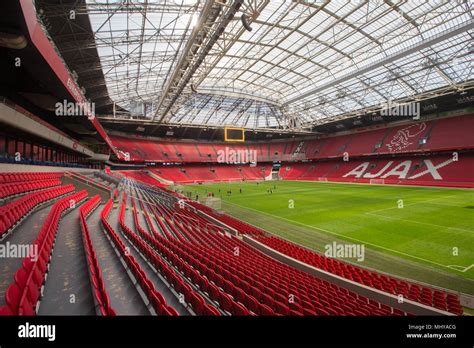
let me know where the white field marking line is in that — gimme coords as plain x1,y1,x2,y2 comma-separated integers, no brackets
289,179,474,191
192,187,333,199
448,264,474,273
364,212,474,234
217,184,428,202
426,201,468,207
223,200,472,273
461,264,474,273
223,188,332,198
366,194,461,214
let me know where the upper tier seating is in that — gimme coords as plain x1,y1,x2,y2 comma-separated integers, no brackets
284,153,474,188
423,115,474,150
148,164,271,184
109,114,474,162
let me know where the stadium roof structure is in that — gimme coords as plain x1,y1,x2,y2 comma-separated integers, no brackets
52,0,474,129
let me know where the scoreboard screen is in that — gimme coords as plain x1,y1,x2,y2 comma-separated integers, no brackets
224,127,245,142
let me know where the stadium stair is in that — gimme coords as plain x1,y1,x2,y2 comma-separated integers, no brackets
1,190,89,315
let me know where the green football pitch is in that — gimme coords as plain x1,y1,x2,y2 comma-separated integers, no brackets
181,180,474,294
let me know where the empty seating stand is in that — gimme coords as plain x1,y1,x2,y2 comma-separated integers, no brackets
1,190,88,315
186,197,462,315
146,164,271,184
0,172,63,184
126,194,222,315
0,184,76,239
254,236,462,315
79,195,116,316
101,198,179,316
125,182,405,316
0,178,62,199
109,114,474,164
284,153,474,188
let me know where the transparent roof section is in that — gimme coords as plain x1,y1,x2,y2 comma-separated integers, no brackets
87,0,473,128
86,0,203,110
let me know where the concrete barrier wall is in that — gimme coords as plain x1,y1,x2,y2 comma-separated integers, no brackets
244,235,453,316
0,164,96,173
191,206,239,236
0,103,94,157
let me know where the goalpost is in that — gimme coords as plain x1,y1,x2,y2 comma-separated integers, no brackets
201,196,222,211
369,178,385,185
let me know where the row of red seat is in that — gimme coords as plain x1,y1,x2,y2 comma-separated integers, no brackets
185,197,460,315
79,195,116,316
126,193,248,315
255,236,462,314
171,205,400,316
0,184,76,238
145,164,270,184
115,150,474,187
109,114,474,163
123,195,221,315
0,178,62,199
0,172,63,184
134,185,402,316
111,135,301,163
189,201,265,236
101,198,178,316
283,153,474,188
1,190,88,315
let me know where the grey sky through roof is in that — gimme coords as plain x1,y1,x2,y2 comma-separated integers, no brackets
87,0,474,128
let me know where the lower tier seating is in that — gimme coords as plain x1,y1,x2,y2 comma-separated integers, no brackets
255,236,462,315
187,197,462,315
129,182,408,316
120,170,167,187
79,195,116,316
101,198,179,316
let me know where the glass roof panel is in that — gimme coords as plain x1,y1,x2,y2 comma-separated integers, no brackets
85,0,473,128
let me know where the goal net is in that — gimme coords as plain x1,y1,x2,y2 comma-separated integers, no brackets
201,196,222,211
318,177,328,182
369,179,385,185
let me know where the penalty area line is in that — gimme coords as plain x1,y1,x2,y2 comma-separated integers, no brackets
448,264,474,273
223,200,465,273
